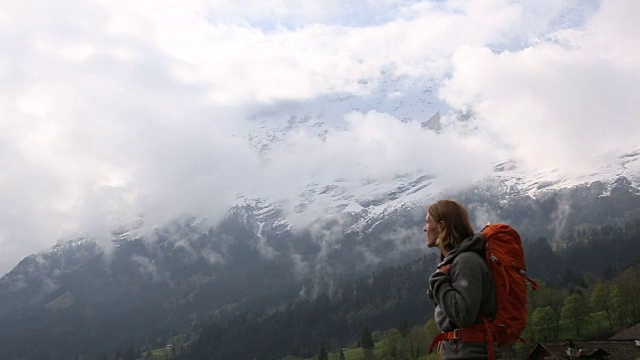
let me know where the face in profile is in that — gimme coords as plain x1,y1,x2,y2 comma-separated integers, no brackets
423,213,440,248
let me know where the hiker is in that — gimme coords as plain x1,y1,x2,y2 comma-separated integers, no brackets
424,199,499,359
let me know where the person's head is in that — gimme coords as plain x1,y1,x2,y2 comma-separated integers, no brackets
423,199,474,253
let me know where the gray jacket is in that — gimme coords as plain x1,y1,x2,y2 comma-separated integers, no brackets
428,233,498,359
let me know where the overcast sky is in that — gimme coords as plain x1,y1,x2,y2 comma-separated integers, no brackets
2,0,639,275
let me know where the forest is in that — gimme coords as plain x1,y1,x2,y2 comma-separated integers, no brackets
98,217,640,360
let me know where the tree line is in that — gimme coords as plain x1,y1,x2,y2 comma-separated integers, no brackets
103,218,640,360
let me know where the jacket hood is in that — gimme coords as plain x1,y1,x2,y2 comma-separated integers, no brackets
437,232,485,267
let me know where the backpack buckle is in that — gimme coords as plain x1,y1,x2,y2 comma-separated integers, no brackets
453,329,461,340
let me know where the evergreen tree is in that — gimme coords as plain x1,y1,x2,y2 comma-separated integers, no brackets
124,346,136,360
398,319,410,337
361,326,375,349
317,342,328,360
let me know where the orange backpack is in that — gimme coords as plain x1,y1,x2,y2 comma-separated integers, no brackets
429,224,539,359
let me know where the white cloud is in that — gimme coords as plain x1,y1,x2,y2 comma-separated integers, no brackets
0,0,629,275
251,110,499,207
94,0,569,104
439,0,640,173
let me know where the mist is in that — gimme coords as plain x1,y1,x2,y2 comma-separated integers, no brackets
2,0,639,275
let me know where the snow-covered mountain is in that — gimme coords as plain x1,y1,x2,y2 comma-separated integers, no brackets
237,73,640,237
2,76,640,359
2,156,640,359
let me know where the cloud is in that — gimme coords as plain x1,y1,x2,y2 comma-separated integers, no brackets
0,0,629,275
96,0,573,104
260,111,484,184
247,110,501,228
0,20,257,274
131,254,161,281
549,193,572,241
439,0,640,173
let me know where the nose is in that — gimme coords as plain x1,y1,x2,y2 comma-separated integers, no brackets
423,226,426,232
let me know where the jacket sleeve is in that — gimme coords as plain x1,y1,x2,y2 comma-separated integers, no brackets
428,252,485,328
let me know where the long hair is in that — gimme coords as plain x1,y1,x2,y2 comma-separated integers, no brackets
428,200,474,253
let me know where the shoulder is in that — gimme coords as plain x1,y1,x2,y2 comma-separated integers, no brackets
453,251,485,264
451,251,488,272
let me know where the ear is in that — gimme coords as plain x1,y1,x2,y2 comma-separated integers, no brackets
438,221,445,232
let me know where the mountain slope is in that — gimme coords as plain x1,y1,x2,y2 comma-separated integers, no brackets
1,150,639,359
